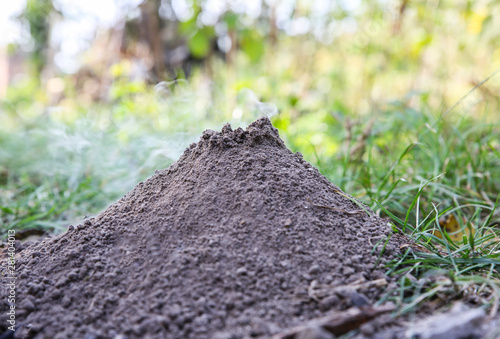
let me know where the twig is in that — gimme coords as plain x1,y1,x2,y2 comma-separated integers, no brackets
307,198,366,216
272,304,395,339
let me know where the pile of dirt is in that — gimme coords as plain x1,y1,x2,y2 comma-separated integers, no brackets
1,117,404,339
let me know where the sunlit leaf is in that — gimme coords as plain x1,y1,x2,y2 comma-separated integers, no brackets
188,30,212,58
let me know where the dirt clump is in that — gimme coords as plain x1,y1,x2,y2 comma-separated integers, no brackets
1,117,403,338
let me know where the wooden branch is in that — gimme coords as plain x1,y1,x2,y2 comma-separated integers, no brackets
272,304,395,339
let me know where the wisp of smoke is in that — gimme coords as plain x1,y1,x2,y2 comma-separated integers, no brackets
235,88,278,122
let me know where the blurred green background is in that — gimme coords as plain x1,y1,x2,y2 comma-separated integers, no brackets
1,0,499,237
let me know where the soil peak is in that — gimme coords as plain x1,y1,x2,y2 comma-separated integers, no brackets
2,117,401,339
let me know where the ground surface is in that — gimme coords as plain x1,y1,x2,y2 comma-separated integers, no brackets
3,117,491,338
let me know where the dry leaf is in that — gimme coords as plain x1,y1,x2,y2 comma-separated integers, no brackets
433,214,475,242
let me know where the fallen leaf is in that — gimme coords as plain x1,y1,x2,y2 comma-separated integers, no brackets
433,214,475,243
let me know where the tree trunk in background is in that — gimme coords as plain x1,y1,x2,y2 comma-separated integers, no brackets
140,0,165,80
393,0,408,33
21,0,55,79
269,4,278,48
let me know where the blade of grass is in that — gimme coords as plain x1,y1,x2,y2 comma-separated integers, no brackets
377,143,418,198
402,173,445,232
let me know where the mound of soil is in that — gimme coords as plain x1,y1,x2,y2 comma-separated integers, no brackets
1,118,403,338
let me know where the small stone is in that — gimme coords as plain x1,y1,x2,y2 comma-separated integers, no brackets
62,295,72,308
236,267,247,275
68,269,79,281
309,264,321,275
168,304,182,318
250,319,269,336
360,322,375,335
406,303,485,339
27,283,42,295
342,266,355,275
296,325,335,339
19,299,36,312
50,289,62,300
193,314,209,326
28,323,42,333
319,295,339,312
350,291,370,307
212,331,233,339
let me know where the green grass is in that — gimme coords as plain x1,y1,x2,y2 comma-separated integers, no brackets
308,93,500,317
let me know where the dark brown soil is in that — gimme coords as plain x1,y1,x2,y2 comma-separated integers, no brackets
1,117,404,339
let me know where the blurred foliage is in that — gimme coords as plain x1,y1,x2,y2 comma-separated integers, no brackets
17,0,57,77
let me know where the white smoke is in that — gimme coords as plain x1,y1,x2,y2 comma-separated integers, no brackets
233,88,278,122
